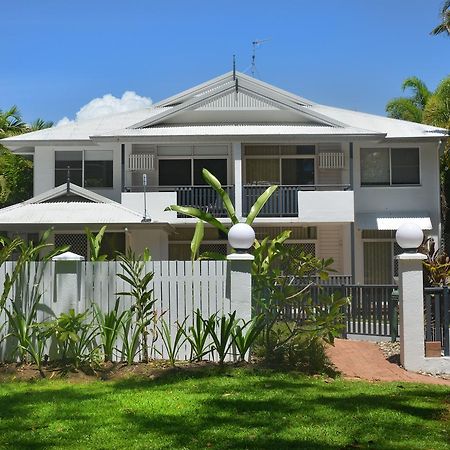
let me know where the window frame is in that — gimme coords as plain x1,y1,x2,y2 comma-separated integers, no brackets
243,144,317,185
157,155,231,187
54,150,114,189
360,146,421,187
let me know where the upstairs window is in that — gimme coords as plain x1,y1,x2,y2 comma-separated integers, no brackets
360,148,419,186
55,150,113,188
55,151,82,186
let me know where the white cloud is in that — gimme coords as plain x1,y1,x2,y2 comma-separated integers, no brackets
55,91,152,127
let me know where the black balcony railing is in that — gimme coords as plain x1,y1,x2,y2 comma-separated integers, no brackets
242,184,351,217
175,185,234,218
124,185,234,218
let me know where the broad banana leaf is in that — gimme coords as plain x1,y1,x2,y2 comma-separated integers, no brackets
245,185,278,225
191,220,204,262
202,169,238,224
165,205,228,234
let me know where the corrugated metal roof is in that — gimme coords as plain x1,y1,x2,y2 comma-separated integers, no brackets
0,182,146,224
1,107,169,142
0,202,144,224
312,104,446,139
1,71,446,144
94,124,382,138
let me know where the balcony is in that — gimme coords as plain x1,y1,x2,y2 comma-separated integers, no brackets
243,184,351,218
123,185,234,218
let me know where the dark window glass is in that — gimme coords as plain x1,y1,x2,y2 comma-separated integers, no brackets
282,159,315,185
100,233,125,259
194,159,227,185
55,151,82,187
281,145,315,155
55,168,82,186
84,160,113,187
159,159,191,186
360,148,390,186
391,148,420,185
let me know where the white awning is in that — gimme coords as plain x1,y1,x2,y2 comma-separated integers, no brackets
356,212,432,230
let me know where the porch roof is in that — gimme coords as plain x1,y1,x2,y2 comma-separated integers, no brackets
356,212,433,230
0,183,164,225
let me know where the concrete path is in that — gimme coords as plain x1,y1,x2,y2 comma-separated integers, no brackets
327,339,450,385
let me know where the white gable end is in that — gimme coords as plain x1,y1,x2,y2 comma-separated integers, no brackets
195,89,280,110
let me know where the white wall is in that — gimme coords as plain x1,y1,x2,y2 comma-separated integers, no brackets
33,143,122,202
353,141,440,238
298,191,354,222
121,192,177,222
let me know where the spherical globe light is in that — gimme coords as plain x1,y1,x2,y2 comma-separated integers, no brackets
395,223,423,251
228,223,255,251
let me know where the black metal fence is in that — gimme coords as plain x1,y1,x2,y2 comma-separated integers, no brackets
274,283,398,339
424,287,450,357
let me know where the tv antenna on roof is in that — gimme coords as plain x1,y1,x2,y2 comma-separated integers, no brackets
251,38,270,78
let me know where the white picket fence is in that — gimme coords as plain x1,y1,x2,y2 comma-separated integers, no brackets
0,260,231,362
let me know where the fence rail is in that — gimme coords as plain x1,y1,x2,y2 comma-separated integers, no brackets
277,283,398,338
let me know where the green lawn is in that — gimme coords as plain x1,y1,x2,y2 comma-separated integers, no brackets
0,368,448,450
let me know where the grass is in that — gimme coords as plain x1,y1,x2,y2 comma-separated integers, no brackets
0,368,449,450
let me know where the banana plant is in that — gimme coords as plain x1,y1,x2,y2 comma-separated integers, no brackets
165,168,278,259
85,225,108,261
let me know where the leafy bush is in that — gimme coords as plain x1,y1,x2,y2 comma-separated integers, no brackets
45,309,99,369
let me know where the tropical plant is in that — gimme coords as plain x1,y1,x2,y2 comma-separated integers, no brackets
156,317,188,367
0,149,33,206
431,1,450,36
206,312,237,364
119,310,144,365
29,118,54,131
386,77,432,123
93,298,128,361
0,106,28,139
420,237,450,286
252,236,348,360
116,248,156,362
183,309,214,361
85,225,108,261
2,294,43,364
231,315,265,362
45,309,99,368
165,168,277,259
0,105,53,205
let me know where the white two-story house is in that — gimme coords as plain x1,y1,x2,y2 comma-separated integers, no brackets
1,72,447,284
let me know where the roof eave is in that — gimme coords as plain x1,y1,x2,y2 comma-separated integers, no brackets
90,132,387,144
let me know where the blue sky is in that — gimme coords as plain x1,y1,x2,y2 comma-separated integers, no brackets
2,0,448,123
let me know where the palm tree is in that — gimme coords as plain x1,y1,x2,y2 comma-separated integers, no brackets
423,76,450,129
0,106,53,207
29,118,54,131
386,77,432,123
0,106,28,139
431,1,450,37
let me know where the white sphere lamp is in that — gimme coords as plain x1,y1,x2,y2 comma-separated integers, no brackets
228,223,255,252
395,223,423,252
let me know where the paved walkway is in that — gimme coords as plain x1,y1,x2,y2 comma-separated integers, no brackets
327,339,450,385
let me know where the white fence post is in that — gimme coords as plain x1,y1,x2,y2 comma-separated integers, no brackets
52,251,85,314
226,223,255,324
397,252,427,371
226,253,253,324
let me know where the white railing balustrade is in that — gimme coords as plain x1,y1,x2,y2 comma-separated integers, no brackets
128,153,155,171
